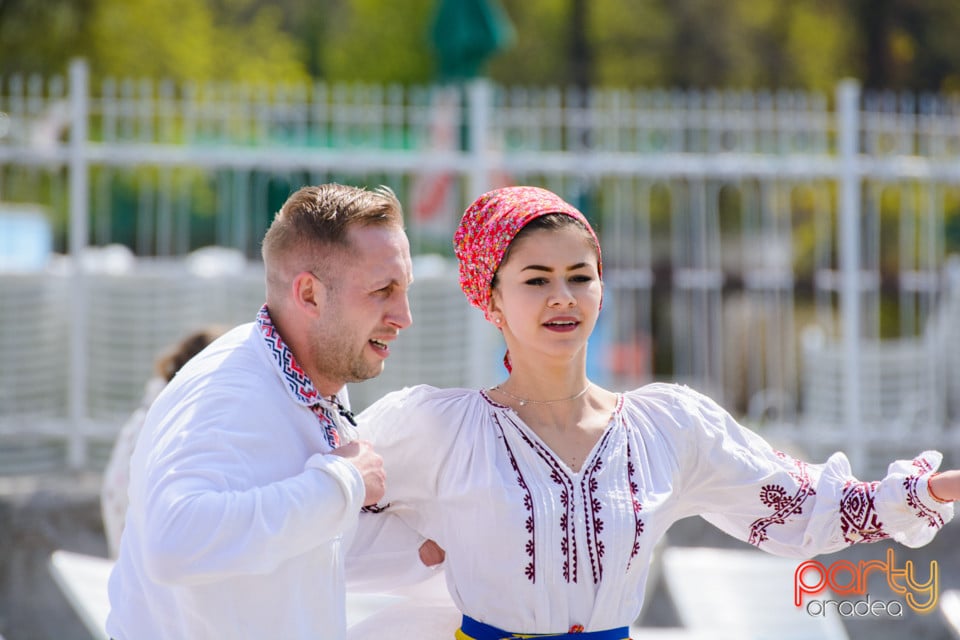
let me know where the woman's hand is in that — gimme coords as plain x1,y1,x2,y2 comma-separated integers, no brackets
418,539,446,567
929,470,960,503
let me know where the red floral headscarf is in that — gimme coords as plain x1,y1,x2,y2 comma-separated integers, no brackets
453,186,602,322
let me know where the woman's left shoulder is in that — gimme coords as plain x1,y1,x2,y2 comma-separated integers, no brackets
357,385,489,440
620,382,713,412
363,385,475,413
617,382,733,437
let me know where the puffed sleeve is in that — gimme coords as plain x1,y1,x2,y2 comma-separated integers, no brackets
345,510,440,592
344,385,474,590
355,385,477,535
635,383,954,558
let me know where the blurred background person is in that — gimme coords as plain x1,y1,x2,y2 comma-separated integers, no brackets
100,325,227,558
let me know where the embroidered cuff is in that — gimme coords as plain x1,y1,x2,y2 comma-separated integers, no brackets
903,468,950,531
927,472,952,504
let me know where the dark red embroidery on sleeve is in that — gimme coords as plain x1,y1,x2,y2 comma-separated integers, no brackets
904,456,946,529
748,453,816,547
839,481,889,543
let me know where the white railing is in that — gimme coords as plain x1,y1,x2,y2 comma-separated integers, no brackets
3,59,960,474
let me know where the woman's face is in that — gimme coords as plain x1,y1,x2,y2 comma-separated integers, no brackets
489,225,602,364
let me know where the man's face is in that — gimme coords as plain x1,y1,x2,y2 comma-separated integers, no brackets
308,224,413,392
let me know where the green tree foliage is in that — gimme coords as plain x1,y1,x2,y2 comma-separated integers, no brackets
87,0,309,83
319,0,436,83
0,0,309,84
487,0,852,91
486,0,579,86
0,0,97,77
589,0,673,88
4,0,960,91
850,0,960,91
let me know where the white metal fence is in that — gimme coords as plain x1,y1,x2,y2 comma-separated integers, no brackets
2,59,960,475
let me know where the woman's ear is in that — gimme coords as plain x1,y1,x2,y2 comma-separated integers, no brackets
487,291,505,327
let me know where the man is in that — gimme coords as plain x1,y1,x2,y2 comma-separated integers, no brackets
106,184,419,639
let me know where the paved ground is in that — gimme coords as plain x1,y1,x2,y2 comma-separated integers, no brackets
644,514,960,640
0,473,107,640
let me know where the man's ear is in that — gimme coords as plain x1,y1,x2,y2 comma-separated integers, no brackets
292,271,325,316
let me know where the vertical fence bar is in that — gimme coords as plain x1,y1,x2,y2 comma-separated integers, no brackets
838,79,864,471
466,78,493,388
67,58,90,469
467,78,492,200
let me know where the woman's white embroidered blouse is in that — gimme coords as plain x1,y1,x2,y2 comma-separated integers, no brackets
357,382,953,633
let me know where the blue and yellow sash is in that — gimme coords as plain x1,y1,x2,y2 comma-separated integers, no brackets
455,615,631,640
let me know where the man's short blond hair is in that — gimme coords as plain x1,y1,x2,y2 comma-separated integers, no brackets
262,183,404,263
261,184,404,295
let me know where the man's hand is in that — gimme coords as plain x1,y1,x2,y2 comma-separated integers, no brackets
331,440,385,506
418,539,446,567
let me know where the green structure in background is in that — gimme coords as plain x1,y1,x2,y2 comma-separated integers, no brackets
430,0,515,82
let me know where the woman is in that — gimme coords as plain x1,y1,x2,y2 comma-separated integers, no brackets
356,185,959,639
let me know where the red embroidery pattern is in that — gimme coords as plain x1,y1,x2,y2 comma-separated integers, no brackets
492,414,537,582
625,443,645,570
581,460,604,583
904,456,946,529
839,481,889,543
581,428,616,584
524,430,578,583
258,305,339,448
505,414,579,583
498,399,634,586
258,306,319,404
558,480,576,583
748,453,816,546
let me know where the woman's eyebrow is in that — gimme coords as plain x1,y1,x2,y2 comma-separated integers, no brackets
520,262,590,273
